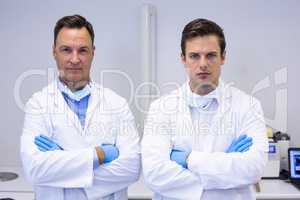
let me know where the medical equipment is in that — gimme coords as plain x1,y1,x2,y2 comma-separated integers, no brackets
274,131,291,171
262,140,280,178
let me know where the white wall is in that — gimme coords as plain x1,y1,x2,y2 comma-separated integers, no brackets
0,0,299,166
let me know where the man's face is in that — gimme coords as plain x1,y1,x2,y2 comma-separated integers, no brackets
181,35,225,95
53,27,95,85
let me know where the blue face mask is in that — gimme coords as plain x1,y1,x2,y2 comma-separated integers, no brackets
57,79,91,101
73,86,91,100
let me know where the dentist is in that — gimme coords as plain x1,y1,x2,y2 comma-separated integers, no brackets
142,18,268,200
20,15,140,200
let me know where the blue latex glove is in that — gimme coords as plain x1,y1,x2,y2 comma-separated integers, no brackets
34,135,63,152
226,134,253,153
100,144,119,164
170,149,189,169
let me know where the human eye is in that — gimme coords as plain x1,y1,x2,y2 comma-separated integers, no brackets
189,53,200,60
79,47,89,54
207,52,217,60
60,47,72,54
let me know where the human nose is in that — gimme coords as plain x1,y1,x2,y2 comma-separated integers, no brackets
70,51,80,64
198,56,208,71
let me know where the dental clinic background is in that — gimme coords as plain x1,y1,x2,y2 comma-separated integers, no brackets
0,0,299,175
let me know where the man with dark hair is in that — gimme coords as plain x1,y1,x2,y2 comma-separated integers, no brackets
54,15,95,45
142,18,268,199
21,15,140,200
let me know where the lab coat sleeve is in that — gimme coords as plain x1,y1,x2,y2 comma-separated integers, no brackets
84,102,141,199
142,100,203,199
20,94,94,188
187,98,269,189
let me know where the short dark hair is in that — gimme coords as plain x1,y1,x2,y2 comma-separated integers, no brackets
181,18,226,56
54,14,94,45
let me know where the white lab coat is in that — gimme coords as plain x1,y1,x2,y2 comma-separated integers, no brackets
20,80,141,200
142,82,268,200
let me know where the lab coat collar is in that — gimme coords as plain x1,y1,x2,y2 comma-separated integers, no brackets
47,79,103,135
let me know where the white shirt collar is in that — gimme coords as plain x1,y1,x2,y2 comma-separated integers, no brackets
56,78,91,101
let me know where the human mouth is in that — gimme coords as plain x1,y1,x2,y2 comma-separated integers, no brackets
197,72,211,79
66,68,82,71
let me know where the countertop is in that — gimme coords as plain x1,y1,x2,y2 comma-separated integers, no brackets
1,166,300,200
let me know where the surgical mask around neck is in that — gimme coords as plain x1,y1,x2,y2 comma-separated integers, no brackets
58,79,91,101
189,93,214,109
71,86,91,101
